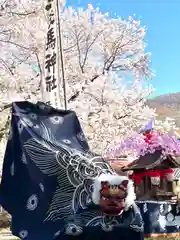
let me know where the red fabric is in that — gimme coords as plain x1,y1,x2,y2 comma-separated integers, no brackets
129,173,144,184
129,169,174,184
143,131,155,144
146,170,160,177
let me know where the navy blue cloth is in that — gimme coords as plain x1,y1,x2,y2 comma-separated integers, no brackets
137,201,180,236
0,101,143,240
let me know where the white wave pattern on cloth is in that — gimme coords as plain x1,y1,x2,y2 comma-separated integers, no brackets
23,120,116,226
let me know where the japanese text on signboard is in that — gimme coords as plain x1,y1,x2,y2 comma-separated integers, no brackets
44,0,58,106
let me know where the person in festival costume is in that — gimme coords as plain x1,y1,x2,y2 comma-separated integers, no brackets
0,101,144,240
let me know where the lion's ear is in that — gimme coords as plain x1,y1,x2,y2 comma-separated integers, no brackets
101,181,109,189
120,180,128,189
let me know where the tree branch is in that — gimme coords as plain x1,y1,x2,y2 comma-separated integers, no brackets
0,58,14,75
0,103,11,113
68,36,141,103
80,30,103,72
74,26,84,72
73,25,103,73
0,40,30,50
34,50,43,88
9,10,36,16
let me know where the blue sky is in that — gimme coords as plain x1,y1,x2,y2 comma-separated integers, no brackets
66,0,180,97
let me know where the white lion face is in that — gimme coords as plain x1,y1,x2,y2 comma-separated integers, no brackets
92,174,136,215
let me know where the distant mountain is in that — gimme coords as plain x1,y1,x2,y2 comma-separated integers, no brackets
148,92,180,106
147,92,180,125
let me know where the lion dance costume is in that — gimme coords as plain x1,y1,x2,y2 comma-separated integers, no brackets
0,102,144,240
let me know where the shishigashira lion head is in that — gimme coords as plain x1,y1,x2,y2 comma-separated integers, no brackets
92,174,136,216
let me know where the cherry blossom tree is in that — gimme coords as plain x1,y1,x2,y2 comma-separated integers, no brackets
0,1,168,158
0,0,46,103
155,117,180,136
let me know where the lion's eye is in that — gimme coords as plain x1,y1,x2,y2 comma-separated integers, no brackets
102,197,107,200
116,196,124,200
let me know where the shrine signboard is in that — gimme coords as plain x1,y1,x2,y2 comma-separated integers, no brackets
42,0,61,108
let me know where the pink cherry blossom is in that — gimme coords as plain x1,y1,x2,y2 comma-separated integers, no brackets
107,131,180,160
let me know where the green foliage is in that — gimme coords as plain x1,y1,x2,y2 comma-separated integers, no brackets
0,116,10,141
0,110,11,142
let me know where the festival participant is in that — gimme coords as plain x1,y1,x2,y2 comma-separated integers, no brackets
0,101,144,240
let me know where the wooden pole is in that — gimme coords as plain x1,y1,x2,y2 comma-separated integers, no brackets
56,0,67,110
